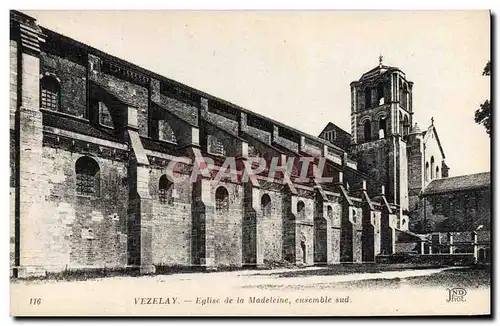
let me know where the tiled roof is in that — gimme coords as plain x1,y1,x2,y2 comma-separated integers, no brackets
422,172,490,196
477,230,491,243
396,229,426,242
359,65,401,81
140,136,178,154
40,23,346,156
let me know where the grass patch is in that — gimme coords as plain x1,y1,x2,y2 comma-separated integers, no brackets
11,267,139,283
12,263,271,283
255,263,442,278
328,265,491,290
245,265,491,291
400,265,491,289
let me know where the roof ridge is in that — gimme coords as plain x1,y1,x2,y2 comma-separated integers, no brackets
436,171,490,180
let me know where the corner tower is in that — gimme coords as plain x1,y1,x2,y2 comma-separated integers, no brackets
349,57,413,229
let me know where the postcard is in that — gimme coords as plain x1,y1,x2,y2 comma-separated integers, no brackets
9,10,491,316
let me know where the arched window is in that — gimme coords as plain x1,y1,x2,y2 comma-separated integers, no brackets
248,145,261,158
324,130,336,142
75,156,100,197
430,156,435,180
40,76,60,111
363,120,372,141
436,166,440,179
425,162,429,182
159,175,174,205
403,115,409,136
297,200,305,219
378,117,387,139
399,83,408,109
215,186,229,211
98,102,113,128
377,83,385,105
399,112,404,135
327,206,333,219
364,88,371,109
261,194,271,217
209,135,226,156
478,248,485,262
158,120,177,143
262,152,272,172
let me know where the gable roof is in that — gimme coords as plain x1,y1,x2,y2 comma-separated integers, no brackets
422,172,490,196
423,123,446,159
318,122,351,138
318,122,352,150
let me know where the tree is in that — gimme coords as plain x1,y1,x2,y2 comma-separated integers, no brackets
411,219,433,234
474,61,491,136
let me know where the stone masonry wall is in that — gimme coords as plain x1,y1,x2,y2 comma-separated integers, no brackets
91,71,149,136
41,147,128,270
10,40,17,130
40,52,87,119
353,139,390,188
149,167,192,266
291,195,315,266
259,188,285,262
211,181,244,266
330,201,342,264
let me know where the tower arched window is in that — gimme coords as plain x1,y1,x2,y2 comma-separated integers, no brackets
159,175,174,205
399,83,408,109
75,156,100,197
378,116,387,139
403,115,409,136
297,200,305,219
430,156,435,180
364,88,372,109
40,76,60,111
425,162,430,182
261,194,271,217
215,186,229,211
363,120,372,141
436,166,440,179
377,83,385,105
399,112,404,135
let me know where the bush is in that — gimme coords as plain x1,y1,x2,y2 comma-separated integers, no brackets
263,259,298,269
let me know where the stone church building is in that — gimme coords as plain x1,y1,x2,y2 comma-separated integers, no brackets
10,11,491,277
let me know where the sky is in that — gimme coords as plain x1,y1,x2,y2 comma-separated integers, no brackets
24,10,491,176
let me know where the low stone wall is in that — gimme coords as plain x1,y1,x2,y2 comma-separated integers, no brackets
376,253,476,266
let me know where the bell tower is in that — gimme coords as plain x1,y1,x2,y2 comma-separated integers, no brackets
349,58,414,227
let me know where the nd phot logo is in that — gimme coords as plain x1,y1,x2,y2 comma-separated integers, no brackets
446,288,467,303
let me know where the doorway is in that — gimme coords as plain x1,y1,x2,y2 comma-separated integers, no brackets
301,241,307,264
